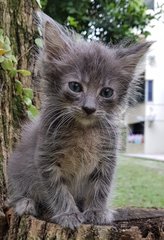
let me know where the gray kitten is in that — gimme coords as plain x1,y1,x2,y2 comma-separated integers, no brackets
7,12,152,229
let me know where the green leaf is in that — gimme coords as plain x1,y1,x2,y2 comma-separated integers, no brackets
0,29,4,43
0,40,4,47
27,105,39,119
1,58,14,70
67,16,78,28
4,36,11,46
5,53,17,63
27,110,33,120
0,56,4,63
17,69,31,76
15,80,23,95
23,96,32,106
11,55,17,63
0,29,3,36
36,0,42,8
3,45,11,52
9,68,17,77
23,88,33,99
3,40,11,52
35,38,43,48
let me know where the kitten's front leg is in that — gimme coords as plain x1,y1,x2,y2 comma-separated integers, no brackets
84,159,116,225
39,163,84,229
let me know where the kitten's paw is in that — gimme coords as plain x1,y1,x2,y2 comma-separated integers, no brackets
14,198,37,216
84,209,114,225
51,212,84,229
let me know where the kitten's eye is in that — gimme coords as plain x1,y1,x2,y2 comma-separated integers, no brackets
100,87,114,98
68,82,83,93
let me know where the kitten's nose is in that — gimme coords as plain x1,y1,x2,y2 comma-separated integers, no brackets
82,106,96,115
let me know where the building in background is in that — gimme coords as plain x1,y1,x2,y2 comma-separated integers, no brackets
126,0,164,154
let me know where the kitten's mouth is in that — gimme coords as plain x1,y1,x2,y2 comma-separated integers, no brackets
75,114,97,126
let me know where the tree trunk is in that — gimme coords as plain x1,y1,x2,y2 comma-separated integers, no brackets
1,208,164,240
0,1,41,238
0,0,38,211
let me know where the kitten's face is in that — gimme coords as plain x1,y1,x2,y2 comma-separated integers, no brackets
62,77,114,126
45,43,129,127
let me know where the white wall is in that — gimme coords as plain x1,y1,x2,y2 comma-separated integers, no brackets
144,11,164,154
125,104,145,124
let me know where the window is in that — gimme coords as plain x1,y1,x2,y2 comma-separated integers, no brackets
147,80,153,102
129,122,144,135
128,122,144,144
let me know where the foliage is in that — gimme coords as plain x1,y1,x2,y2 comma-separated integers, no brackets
35,38,43,48
41,0,156,43
0,29,39,120
113,157,164,208
36,0,42,8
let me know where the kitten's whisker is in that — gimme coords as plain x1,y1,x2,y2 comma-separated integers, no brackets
54,115,72,133
98,117,118,142
46,111,72,135
44,110,67,125
51,112,74,136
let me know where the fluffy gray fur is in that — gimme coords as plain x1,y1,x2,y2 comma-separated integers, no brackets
7,12,153,229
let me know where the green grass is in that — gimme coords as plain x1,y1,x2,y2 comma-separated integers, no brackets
112,157,164,208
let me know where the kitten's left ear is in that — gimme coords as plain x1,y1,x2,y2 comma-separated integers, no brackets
38,12,74,60
116,41,154,78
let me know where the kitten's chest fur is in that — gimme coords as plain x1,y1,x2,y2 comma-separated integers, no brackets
57,127,101,179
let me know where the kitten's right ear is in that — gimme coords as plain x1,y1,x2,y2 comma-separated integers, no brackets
37,12,73,60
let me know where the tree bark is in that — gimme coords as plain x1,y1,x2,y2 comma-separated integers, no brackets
1,208,164,240
0,0,38,211
0,1,40,239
